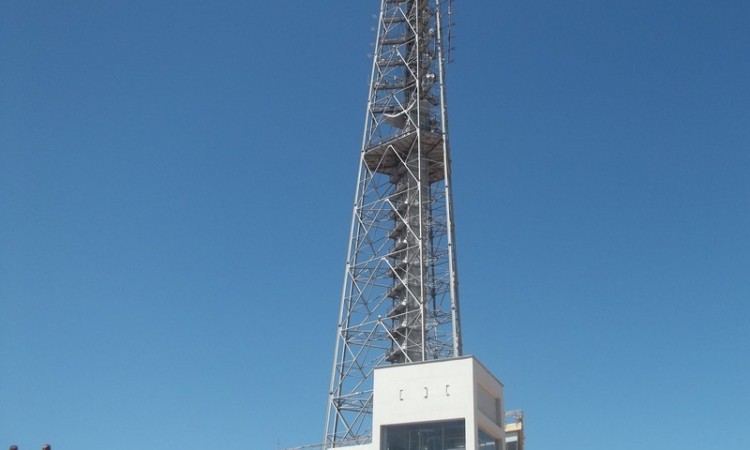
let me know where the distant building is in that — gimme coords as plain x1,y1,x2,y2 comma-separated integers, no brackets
504,410,525,450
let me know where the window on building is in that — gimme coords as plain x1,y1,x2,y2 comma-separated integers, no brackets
478,427,498,450
505,435,519,450
382,419,465,450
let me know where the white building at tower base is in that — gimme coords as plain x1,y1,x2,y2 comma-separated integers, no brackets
331,356,505,450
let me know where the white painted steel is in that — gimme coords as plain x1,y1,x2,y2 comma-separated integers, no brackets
325,0,463,446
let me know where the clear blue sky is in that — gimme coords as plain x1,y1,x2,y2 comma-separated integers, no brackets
2,1,748,449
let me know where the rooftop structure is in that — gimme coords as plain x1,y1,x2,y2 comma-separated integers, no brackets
504,410,525,450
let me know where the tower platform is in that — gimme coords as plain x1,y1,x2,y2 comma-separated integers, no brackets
363,131,447,183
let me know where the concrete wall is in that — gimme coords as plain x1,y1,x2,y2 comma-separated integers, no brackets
370,356,504,450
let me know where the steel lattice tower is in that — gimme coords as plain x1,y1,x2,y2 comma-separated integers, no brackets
325,0,461,446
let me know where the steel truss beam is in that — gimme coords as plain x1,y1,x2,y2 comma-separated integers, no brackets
325,0,461,446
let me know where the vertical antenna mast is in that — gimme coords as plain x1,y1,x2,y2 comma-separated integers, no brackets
445,0,456,63
325,0,462,446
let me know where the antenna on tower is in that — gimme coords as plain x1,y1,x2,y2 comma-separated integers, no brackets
445,0,456,63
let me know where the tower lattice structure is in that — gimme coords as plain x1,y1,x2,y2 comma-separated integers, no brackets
325,0,461,446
